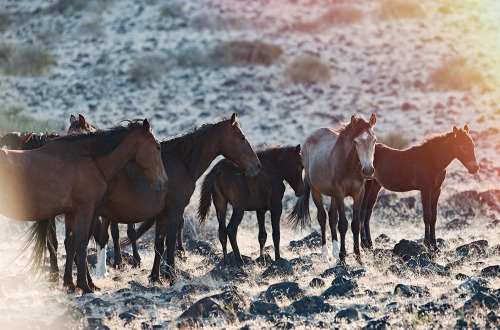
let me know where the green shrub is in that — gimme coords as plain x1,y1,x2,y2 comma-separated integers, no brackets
0,43,54,76
0,106,64,135
207,40,283,66
129,53,169,85
378,0,426,20
379,131,410,149
284,55,332,85
428,57,488,91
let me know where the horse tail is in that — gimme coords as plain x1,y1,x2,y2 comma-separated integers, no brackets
285,178,311,230
198,164,222,225
120,217,155,248
17,220,50,272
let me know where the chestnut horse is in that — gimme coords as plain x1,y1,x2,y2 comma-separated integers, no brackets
0,119,167,293
287,114,377,264
197,144,305,266
360,125,479,251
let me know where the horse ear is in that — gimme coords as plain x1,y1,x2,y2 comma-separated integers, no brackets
78,114,86,127
369,113,376,127
70,114,77,124
295,144,301,152
464,124,469,133
21,132,34,145
350,115,356,125
453,126,459,137
231,113,238,126
143,118,152,133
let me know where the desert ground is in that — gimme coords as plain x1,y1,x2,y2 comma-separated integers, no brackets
0,0,499,329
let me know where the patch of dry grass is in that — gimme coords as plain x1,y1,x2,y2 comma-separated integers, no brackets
0,43,54,76
208,40,283,67
287,5,363,33
284,55,332,85
128,53,170,85
379,131,411,149
428,57,488,91
378,0,426,20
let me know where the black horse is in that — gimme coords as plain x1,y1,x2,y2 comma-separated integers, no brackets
197,144,304,266
360,125,480,251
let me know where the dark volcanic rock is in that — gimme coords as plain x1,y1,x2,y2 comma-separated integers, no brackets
375,234,392,244
309,278,325,288
363,317,390,330
320,264,350,278
394,284,429,297
290,296,333,316
464,292,499,311
250,301,279,316
177,297,235,327
456,279,490,294
456,240,489,257
445,218,469,230
181,284,211,295
265,282,304,303
185,240,216,257
262,258,293,278
393,239,431,261
289,231,322,250
86,318,110,330
210,289,247,312
417,302,454,316
321,280,357,299
480,265,500,278
335,308,363,323
404,257,449,276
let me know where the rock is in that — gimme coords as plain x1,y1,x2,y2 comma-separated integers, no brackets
363,317,390,329
262,258,293,278
456,279,490,294
290,296,333,316
445,218,469,230
185,240,216,257
321,280,357,299
265,282,304,303
331,275,351,286
320,264,350,278
250,301,279,316
480,265,500,278
393,239,431,261
177,297,235,327
86,318,110,330
210,289,246,312
289,231,322,250
335,308,363,323
464,292,499,311
119,312,141,322
394,284,429,297
456,240,489,258
417,302,454,316
375,234,391,244
181,284,211,295
309,278,325,288
404,257,449,276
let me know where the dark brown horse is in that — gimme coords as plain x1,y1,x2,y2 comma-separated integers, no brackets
287,114,377,264
1,119,167,293
360,125,479,251
197,144,304,266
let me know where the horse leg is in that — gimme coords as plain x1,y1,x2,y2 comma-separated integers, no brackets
63,214,76,291
256,211,267,260
110,222,125,269
176,216,186,260
149,216,164,284
327,197,340,262
361,180,382,250
127,224,141,267
270,207,282,262
430,187,442,252
47,216,59,281
311,189,329,263
96,218,111,278
74,209,94,294
334,192,348,263
352,188,365,265
421,189,432,249
164,208,185,283
226,208,245,267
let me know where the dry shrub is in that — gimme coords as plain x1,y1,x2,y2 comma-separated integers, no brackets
428,57,488,91
160,2,184,18
284,55,332,85
378,0,426,20
0,105,64,135
208,40,283,66
48,0,110,14
288,5,363,33
0,43,53,76
129,53,170,85
379,131,410,149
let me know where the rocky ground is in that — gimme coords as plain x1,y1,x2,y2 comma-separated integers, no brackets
0,0,499,329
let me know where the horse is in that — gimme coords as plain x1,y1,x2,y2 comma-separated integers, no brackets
360,125,480,251
1,119,168,293
197,144,305,267
287,114,377,264
1,131,61,278
68,113,261,283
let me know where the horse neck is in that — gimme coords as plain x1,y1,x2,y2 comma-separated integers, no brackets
333,136,359,175
188,129,223,180
261,152,288,181
93,132,141,181
422,135,456,171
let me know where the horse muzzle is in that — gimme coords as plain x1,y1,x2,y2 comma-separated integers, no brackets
151,176,168,191
244,162,262,177
467,162,480,175
361,167,375,180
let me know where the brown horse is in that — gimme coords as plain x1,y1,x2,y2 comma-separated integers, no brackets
360,125,480,251
197,144,304,266
1,119,167,293
287,114,377,264
68,113,261,283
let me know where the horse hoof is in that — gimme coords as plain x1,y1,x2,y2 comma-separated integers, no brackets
48,273,60,283
148,275,162,285
63,282,76,293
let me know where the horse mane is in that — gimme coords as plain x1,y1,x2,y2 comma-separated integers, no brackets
256,143,294,159
160,117,229,165
23,132,59,150
335,115,372,141
52,120,145,157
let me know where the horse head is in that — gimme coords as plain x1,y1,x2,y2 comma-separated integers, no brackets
453,125,479,175
68,114,100,134
352,113,377,179
221,113,261,177
287,144,305,197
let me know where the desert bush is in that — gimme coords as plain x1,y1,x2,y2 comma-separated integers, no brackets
167,47,206,67
48,0,110,14
284,55,332,85
207,40,283,66
0,13,12,32
160,2,184,18
0,43,53,76
287,5,363,32
378,0,426,20
379,131,410,149
0,106,64,135
428,57,488,91
129,53,170,85
79,16,105,37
